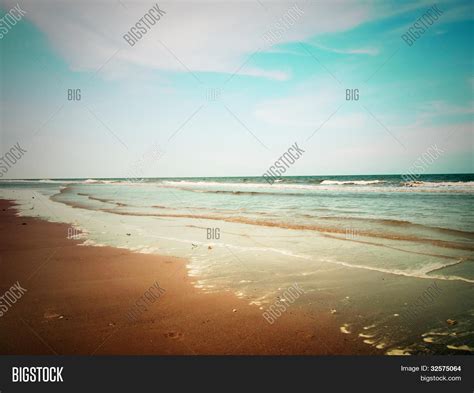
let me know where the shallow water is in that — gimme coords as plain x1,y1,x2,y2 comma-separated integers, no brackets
1,174,473,354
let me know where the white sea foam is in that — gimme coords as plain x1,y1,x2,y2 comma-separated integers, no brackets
404,181,474,188
159,179,474,194
83,179,116,184
446,344,474,352
320,258,474,284
421,331,450,337
161,180,320,191
320,180,386,185
363,339,376,345
340,324,351,334
386,348,411,356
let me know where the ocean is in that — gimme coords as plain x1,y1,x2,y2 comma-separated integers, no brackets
1,173,473,355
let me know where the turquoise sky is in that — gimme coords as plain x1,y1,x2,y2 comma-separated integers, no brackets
0,0,472,178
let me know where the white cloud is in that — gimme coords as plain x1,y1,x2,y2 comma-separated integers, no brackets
417,101,474,120
255,81,353,127
309,42,379,56
1,0,376,79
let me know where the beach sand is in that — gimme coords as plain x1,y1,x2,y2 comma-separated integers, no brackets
0,200,379,355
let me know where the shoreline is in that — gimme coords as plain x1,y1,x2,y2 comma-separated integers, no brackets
0,199,379,355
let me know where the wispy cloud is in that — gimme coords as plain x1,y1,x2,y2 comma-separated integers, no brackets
418,101,474,118
308,42,379,56
0,0,374,80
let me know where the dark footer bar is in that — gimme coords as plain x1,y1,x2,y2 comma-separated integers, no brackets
0,356,472,392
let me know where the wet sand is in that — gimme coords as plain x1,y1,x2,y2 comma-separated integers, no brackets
0,200,378,355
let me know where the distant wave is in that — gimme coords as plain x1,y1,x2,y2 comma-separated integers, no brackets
186,189,304,197
162,180,387,188
161,180,385,192
403,181,474,188
3,177,474,195
161,180,326,192
160,179,474,194
0,179,67,184
320,180,386,185
83,179,117,184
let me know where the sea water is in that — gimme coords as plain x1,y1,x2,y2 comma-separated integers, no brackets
1,174,473,354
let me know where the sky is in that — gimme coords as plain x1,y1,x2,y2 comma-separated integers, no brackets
0,0,472,179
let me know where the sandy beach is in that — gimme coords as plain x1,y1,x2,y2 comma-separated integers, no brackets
0,200,377,355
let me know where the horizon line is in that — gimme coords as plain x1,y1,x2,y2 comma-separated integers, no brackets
1,172,473,181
